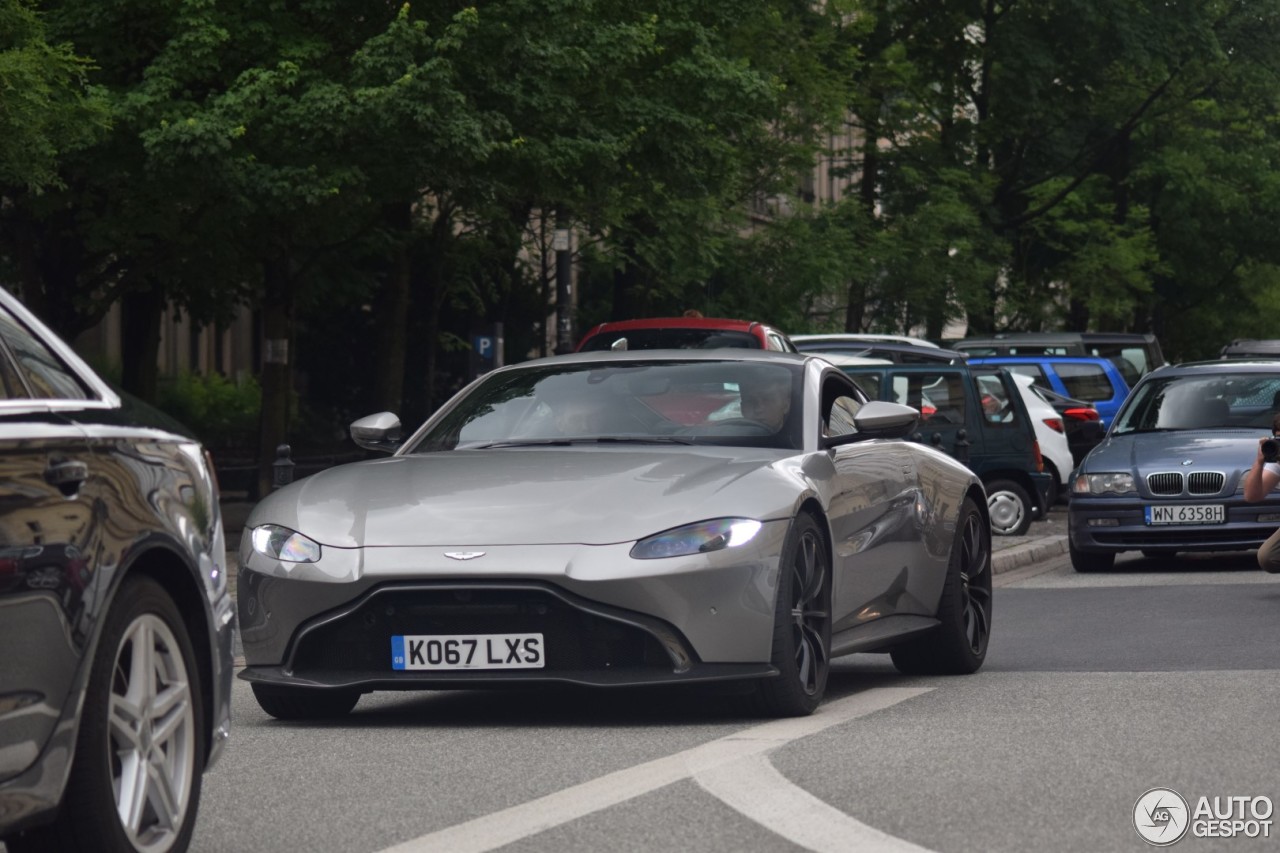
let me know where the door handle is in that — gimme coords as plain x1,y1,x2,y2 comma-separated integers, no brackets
44,459,89,495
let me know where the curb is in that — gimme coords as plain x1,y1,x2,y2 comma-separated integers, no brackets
992,535,1068,574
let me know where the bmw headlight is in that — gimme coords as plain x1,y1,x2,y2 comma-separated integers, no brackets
250,524,322,563
1072,472,1136,496
630,518,763,560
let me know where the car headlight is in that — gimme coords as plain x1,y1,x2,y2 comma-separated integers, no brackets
1072,472,1136,495
250,524,322,563
630,518,763,560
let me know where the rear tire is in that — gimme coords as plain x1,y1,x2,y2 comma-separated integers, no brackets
754,514,831,717
891,498,992,675
1070,541,1115,573
8,576,205,853
985,479,1032,536
251,684,360,720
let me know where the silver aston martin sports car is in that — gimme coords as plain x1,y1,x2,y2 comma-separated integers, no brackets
237,351,992,718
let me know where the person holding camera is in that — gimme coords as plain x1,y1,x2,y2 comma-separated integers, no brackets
1243,413,1280,573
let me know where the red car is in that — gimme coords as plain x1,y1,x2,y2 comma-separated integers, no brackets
576,316,798,353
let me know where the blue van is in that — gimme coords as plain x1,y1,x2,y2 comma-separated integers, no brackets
966,355,1131,427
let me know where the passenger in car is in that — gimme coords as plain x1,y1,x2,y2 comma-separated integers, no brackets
740,373,792,431
1242,413,1280,573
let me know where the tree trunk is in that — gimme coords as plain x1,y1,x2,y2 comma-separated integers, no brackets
256,257,294,499
120,286,164,401
372,203,411,414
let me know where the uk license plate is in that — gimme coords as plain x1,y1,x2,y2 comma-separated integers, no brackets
1144,504,1225,525
391,633,545,670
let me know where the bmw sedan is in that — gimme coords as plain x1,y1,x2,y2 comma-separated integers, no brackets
1068,360,1280,572
0,287,233,853
238,351,993,719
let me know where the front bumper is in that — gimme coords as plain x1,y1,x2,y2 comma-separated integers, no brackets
1069,496,1280,552
236,522,791,685
239,580,777,690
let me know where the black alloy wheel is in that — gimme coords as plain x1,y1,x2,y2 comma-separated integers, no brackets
755,514,831,717
891,498,992,674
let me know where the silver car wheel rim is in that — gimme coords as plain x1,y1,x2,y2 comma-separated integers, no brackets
790,528,829,696
959,512,992,655
110,613,195,853
987,490,1024,533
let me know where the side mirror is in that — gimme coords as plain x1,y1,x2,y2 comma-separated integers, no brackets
350,412,403,453
821,401,921,449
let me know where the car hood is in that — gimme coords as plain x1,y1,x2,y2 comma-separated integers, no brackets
1085,430,1260,474
247,447,799,547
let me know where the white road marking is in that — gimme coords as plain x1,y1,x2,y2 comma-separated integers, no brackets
379,686,932,853
695,753,936,853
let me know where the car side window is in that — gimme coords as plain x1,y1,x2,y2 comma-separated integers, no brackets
1053,362,1112,402
0,306,90,400
821,375,867,437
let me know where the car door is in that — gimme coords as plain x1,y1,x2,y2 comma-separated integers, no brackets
818,373,925,633
0,303,99,784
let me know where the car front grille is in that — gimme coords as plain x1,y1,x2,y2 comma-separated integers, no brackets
1145,471,1226,496
287,584,683,676
1187,471,1225,494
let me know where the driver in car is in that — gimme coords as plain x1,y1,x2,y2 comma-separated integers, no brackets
740,372,792,432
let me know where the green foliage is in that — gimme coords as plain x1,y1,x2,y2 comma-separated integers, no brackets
156,371,261,450
0,0,108,190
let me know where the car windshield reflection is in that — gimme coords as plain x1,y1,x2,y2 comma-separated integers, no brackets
1113,372,1280,433
409,360,804,452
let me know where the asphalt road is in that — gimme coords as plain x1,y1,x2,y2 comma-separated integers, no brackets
183,544,1280,853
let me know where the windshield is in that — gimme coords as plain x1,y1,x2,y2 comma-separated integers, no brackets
407,360,803,452
1112,372,1280,433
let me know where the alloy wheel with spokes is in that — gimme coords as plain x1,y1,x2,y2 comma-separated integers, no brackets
891,497,992,674
755,513,831,717
10,576,207,853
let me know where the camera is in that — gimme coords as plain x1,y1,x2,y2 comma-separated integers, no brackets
1264,438,1280,463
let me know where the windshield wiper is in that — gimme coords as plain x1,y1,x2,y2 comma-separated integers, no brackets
592,436,696,445
466,439,575,449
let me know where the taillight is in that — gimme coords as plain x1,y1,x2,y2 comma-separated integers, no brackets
1064,407,1100,421
1043,417,1064,433
1033,440,1044,472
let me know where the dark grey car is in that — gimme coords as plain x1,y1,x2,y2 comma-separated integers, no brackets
1068,360,1280,572
0,287,233,853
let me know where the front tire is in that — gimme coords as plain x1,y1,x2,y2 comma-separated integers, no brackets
1070,540,1115,573
754,514,831,717
891,498,992,675
9,576,205,853
252,684,360,721
985,479,1032,536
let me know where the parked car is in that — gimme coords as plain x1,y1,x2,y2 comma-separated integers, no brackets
576,317,797,352
1068,360,1280,572
949,331,1165,386
238,351,993,720
837,362,1054,535
792,335,967,365
1009,372,1074,506
0,287,233,853
1025,383,1105,467
965,355,1131,428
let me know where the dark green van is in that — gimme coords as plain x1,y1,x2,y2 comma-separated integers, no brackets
838,362,1054,536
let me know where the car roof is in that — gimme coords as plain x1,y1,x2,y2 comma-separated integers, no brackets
582,317,770,334
954,331,1157,345
509,348,813,370
1151,359,1280,376
791,333,940,348
1220,339,1280,357
966,354,1121,366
